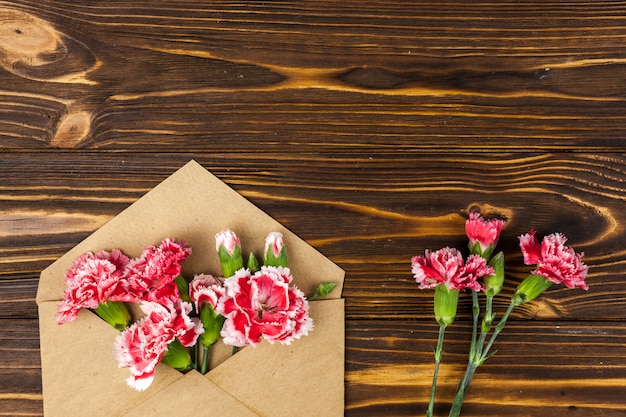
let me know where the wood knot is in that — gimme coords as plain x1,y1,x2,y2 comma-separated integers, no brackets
0,8,98,84
50,111,91,148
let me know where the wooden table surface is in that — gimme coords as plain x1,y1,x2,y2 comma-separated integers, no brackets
2,1,626,416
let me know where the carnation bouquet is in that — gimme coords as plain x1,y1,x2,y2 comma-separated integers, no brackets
411,212,589,417
36,161,345,417
56,230,333,391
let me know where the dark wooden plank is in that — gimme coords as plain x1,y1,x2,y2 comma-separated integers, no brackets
0,319,42,417
346,319,626,416
1,152,624,321
2,1,626,151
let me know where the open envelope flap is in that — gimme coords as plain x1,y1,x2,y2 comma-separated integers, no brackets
36,160,346,416
122,371,259,417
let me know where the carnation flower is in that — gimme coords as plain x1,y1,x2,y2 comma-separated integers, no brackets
114,300,203,391
217,266,313,347
123,238,192,302
465,212,505,259
411,247,493,292
518,230,588,290
189,274,225,312
190,274,227,352
56,249,130,325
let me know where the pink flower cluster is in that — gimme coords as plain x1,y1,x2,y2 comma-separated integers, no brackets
218,266,312,347
411,211,590,295
519,230,589,290
59,231,314,391
56,239,191,325
465,212,505,257
114,300,203,390
412,248,493,291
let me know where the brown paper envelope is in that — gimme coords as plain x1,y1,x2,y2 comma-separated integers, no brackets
36,160,345,416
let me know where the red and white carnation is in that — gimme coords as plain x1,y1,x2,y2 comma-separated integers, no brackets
519,230,589,290
56,249,130,324
217,266,313,347
189,274,225,312
264,231,284,258
114,300,203,391
411,247,493,291
215,229,240,255
465,212,505,257
123,238,192,302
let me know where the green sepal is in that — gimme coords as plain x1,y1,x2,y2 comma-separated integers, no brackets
468,240,494,260
217,244,244,278
247,252,260,273
434,284,459,326
174,275,191,303
198,304,226,348
94,300,131,331
161,339,192,371
513,274,553,306
484,251,505,297
263,246,288,268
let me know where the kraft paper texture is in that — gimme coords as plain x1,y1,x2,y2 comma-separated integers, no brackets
36,160,345,417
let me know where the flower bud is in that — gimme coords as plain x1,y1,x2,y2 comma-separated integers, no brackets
263,232,288,267
434,284,459,326
94,300,131,331
215,229,243,277
484,251,505,297
465,212,505,260
247,252,260,273
512,274,553,306
198,304,226,348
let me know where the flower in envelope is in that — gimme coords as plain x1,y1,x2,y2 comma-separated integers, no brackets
36,160,345,417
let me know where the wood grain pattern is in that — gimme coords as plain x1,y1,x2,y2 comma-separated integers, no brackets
2,0,626,415
2,1,626,151
1,153,624,321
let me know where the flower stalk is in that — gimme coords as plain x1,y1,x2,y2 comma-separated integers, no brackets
412,213,589,417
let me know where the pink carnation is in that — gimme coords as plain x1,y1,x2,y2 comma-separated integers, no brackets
56,249,129,324
465,212,505,256
519,230,589,290
189,274,225,313
122,238,192,303
411,247,493,291
217,267,313,347
114,300,203,391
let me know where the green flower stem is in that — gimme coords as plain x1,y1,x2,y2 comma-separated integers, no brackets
472,294,494,362
482,295,495,332
448,299,516,417
480,299,515,363
201,345,211,375
468,290,480,361
427,322,447,417
448,361,479,417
